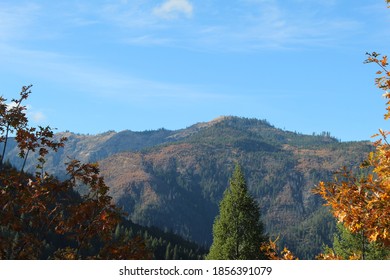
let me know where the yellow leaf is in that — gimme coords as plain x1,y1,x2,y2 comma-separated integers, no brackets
370,231,379,242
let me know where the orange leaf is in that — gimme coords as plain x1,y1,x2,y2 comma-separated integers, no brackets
382,56,388,66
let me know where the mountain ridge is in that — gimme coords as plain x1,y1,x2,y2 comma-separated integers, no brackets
1,116,373,258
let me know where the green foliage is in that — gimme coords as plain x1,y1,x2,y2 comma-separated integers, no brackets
325,223,390,260
207,164,268,260
278,206,337,259
115,220,207,260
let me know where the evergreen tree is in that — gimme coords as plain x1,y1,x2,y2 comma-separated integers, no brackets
173,244,178,260
207,164,268,260
165,242,172,260
327,223,390,260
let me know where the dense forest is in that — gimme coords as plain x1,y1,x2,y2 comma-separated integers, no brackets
1,106,374,259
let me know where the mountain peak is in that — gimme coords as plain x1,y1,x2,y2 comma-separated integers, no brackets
192,116,233,130
200,116,274,130
210,115,234,122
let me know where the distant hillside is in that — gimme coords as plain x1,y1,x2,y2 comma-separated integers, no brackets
2,116,373,258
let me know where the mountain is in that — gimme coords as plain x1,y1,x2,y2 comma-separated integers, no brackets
2,116,373,259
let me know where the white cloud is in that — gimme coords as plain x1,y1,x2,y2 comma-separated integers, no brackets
6,101,18,110
30,111,46,123
5,100,46,123
153,0,193,19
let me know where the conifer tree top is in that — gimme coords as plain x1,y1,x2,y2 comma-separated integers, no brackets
207,163,268,260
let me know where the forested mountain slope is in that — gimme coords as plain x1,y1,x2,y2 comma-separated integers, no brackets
2,116,372,258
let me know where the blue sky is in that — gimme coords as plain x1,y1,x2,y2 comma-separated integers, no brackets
1,0,390,141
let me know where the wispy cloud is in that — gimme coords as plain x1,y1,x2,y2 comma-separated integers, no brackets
123,35,173,46
195,0,362,51
153,0,193,19
0,41,227,106
0,1,224,105
0,2,41,42
95,0,363,51
0,0,371,52
99,1,156,29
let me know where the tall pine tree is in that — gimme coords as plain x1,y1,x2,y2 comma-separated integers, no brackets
207,164,268,260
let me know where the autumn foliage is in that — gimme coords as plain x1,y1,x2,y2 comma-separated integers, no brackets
260,237,298,260
313,51,390,257
0,86,151,259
